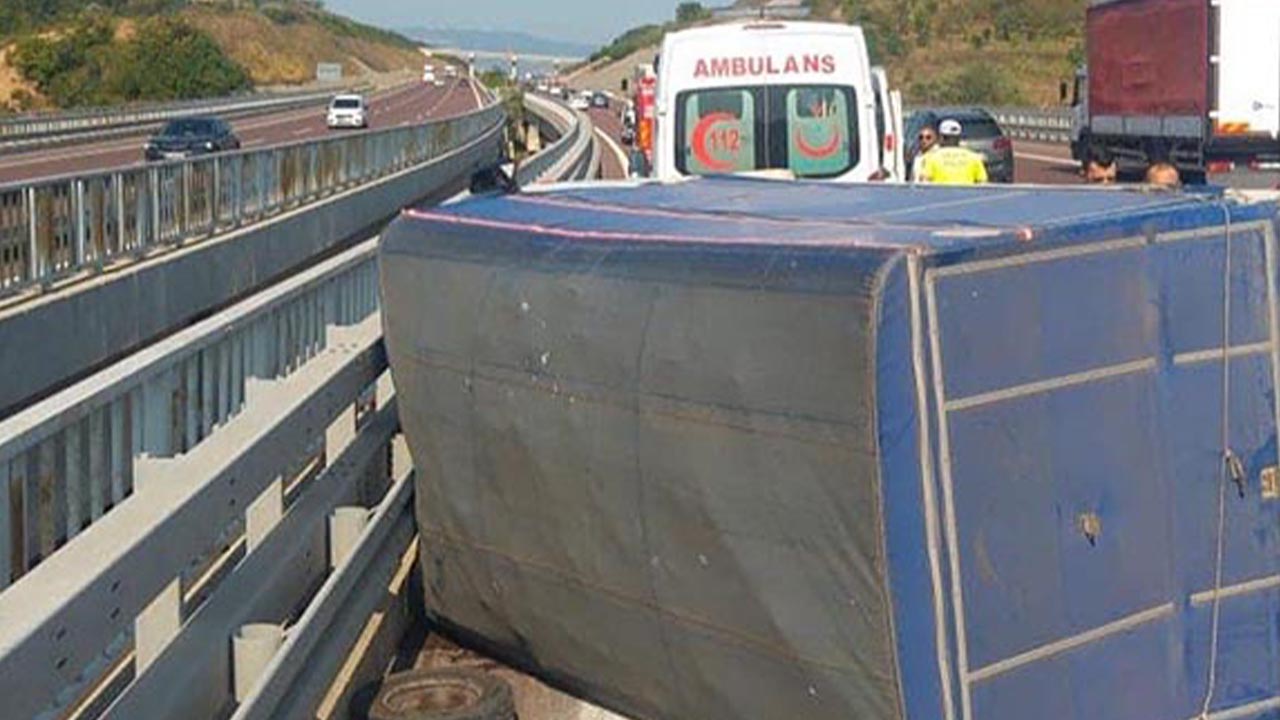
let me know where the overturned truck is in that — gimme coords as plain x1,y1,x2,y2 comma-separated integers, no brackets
379,179,1280,720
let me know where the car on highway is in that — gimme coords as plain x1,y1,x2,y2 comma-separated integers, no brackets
905,107,1014,182
568,91,591,111
144,117,240,162
326,94,369,130
591,91,609,109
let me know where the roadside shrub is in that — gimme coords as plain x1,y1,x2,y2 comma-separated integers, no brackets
908,62,1025,106
13,13,250,108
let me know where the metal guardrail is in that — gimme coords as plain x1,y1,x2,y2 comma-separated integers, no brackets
906,105,1075,145
0,102,503,301
0,86,349,144
518,93,598,184
989,107,1074,144
0,238,401,720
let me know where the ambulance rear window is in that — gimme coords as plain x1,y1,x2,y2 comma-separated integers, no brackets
679,89,758,175
676,85,859,179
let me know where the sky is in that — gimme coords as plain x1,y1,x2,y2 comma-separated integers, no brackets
321,0,689,47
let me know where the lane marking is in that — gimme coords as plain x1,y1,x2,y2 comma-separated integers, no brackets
1016,151,1077,167
593,126,628,179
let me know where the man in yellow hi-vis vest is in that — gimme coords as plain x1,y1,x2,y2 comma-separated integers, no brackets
918,119,989,185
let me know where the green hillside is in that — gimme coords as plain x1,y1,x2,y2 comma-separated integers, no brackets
807,0,1086,105
0,1,423,111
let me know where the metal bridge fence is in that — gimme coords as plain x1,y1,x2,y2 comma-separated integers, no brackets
0,241,381,593
906,105,1075,145
988,106,1074,144
517,93,599,185
0,103,503,299
0,240,400,720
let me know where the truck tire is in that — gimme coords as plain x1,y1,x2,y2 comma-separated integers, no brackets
369,667,516,720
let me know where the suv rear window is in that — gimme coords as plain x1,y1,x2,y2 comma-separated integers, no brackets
161,119,215,136
676,85,858,179
332,98,362,110
950,115,1002,139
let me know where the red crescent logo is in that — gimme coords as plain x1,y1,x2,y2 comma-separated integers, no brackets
794,123,841,159
692,112,737,172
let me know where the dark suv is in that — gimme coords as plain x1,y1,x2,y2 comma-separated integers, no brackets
145,117,241,162
906,107,1014,183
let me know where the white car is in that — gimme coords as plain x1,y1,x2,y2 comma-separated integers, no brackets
326,94,368,130
568,92,591,111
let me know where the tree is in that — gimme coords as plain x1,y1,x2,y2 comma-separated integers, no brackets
675,2,710,24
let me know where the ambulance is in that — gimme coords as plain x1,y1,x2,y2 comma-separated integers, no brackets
652,20,904,182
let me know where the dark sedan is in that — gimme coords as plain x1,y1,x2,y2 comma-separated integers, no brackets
145,117,241,162
906,107,1014,183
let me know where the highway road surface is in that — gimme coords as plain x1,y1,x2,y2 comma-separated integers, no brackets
1013,140,1081,185
587,105,629,180
0,77,485,184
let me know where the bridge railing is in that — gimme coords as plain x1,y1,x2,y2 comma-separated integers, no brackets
988,106,1074,144
518,93,599,185
0,102,503,301
0,238,405,720
906,106,1075,145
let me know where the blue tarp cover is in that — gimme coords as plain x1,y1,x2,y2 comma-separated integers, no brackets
380,178,1280,720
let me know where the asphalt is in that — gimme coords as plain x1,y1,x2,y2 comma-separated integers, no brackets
0,77,485,184
1012,140,1081,185
587,105,629,180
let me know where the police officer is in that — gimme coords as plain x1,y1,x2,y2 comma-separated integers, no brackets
918,119,989,185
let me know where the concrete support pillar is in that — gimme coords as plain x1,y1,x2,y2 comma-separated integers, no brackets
232,623,284,703
328,506,369,571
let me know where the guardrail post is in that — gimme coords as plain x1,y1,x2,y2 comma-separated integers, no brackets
114,173,125,259
73,179,86,269
212,157,222,232
180,164,191,242
150,167,160,250
245,477,283,552
328,506,369,571
25,187,38,283
233,623,285,703
141,370,175,458
0,461,10,592
135,577,181,672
